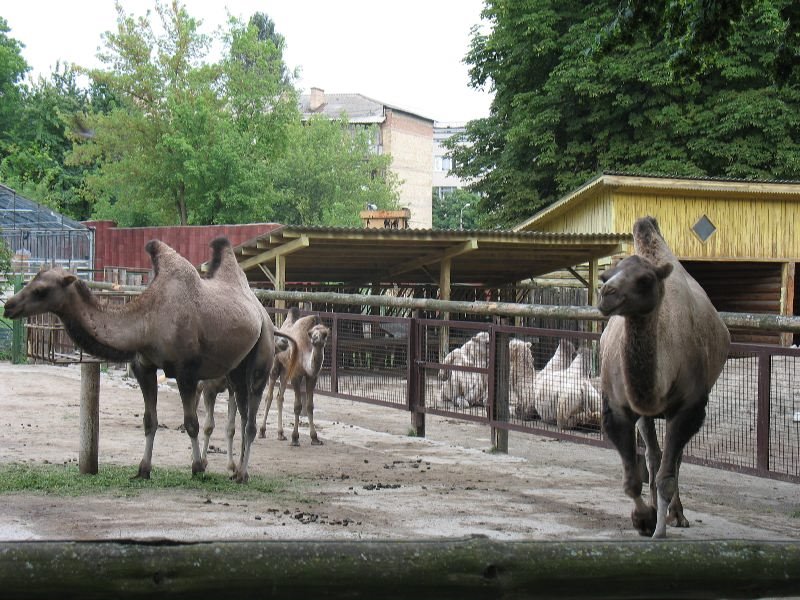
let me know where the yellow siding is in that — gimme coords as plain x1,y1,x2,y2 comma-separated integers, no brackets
534,190,615,234
612,192,800,261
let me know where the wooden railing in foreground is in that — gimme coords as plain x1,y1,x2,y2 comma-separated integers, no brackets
0,538,798,599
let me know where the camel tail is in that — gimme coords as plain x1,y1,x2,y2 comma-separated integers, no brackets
275,330,302,381
632,215,675,262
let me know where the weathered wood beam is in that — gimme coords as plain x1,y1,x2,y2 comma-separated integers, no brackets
381,239,479,279
0,539,797,599
238,235,310,272
83,282,800,333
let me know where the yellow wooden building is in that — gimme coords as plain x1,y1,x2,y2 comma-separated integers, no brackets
515,173,800,343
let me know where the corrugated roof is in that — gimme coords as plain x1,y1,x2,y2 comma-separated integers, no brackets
219,224,630,286
0,184,87,231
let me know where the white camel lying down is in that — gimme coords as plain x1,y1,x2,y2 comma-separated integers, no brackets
438,332,489,407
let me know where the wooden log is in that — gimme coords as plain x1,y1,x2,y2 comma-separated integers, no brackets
0,538,797,599
79,362,100,475
86,282,800,333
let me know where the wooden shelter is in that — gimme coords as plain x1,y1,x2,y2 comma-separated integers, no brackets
515,173,800,343
212,225,629,309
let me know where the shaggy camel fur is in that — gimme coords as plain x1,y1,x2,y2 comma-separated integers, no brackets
598,216,730,538
439,331,489,407
4,238,275,483
555,347,601,430
508,338,536,410
515,339,575,421
259,307,330,445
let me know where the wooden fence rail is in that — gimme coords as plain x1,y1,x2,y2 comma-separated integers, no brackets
1,538,798,599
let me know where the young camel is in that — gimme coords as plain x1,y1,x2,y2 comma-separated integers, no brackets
259,307,330,445
598,216,730,538
3,237,275,483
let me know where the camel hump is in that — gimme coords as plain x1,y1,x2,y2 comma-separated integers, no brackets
205,237,233,278
287,306,301,322
632,215,677,262
144,239,179,277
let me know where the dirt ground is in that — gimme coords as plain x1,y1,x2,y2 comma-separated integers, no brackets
0,361,798,542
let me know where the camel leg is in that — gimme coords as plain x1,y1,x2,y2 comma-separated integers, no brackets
653,401,706,538
276,374,288,441
200,385,216,469
667,452,689,528
306,377,323,445
232,335,271,484
602,396,655,536
635,416,661,508
176,372,204,476
258,360,282,439
291,378,303,446
131,360,158,480
225,390,238,473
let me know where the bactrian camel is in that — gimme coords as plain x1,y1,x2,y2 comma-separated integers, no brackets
4,237,284,483
259,307,330,445
598,216,730,538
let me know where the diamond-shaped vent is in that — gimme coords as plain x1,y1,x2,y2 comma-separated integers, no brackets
692,215,716,242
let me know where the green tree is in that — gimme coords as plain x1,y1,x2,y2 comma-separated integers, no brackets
433,188,481,230
268,116,398,227
68,1,397,227
0,18,29,168
450,0,800,227
1,63,110,220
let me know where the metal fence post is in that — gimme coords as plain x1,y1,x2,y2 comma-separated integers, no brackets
756,349,771,474
11,275,25,364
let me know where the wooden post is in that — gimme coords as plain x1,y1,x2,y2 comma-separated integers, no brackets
779,261,795,346
79,362,100,475
491,320,509,453
274,254,286,327
439,258,451,361
408,311,425,438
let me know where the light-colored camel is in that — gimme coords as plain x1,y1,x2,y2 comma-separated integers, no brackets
555,347,602,430
3,237,275,483
439,331,489,407
598,216,730,538
259,307,330,445
515,339,575,421
508,338,536,410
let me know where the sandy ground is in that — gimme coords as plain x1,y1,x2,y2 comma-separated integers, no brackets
0,361,798,542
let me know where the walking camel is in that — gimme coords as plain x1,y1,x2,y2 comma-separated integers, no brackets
598,216,730,538
3,237,282,483
259,307,330,445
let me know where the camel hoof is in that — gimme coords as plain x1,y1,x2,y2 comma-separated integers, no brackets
278,433,287,441
191,461,206,476
232,472,249,484
258,428,266,439
291,439,300,447
131,471,151,481
631,506,657,537
668,511,690,528
311,438,323,446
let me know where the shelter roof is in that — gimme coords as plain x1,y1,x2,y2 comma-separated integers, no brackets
515,172,800,232
0,184,87,231
222,225,630,287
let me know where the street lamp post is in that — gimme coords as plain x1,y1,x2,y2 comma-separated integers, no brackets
459,203,471,230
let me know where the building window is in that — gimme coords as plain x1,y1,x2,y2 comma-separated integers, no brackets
692,214,717,242
434,155,454,172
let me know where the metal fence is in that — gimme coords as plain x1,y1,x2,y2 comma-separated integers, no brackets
11,285,800,483
265,308,800,483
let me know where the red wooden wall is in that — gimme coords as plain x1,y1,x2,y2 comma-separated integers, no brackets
84,220,280,281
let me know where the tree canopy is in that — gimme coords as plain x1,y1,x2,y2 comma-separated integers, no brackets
2,2,397,227
449,0,800,228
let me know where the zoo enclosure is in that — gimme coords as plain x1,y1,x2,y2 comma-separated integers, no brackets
14,284,800,484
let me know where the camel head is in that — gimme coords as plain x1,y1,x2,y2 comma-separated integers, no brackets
3,267,79,320
598,255,673,317
308,323,330,349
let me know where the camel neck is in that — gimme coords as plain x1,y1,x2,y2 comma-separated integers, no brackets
56,283,143,361
622,313,659,409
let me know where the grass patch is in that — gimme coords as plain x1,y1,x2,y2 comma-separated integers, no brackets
0,463,288,497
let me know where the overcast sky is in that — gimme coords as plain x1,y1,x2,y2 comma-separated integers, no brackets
2,0,494,123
